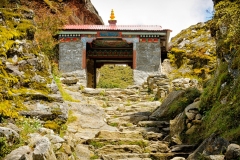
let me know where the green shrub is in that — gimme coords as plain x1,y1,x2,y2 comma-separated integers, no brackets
97,65,133,88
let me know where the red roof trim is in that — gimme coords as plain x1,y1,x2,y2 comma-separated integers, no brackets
63,25,163,31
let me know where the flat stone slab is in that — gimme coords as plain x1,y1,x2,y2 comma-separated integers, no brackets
138,121,169,127
86,138,149,148
96,130,143,139
102,153,150,160
102,153,188,160
143,132,164,141
97,145,143,155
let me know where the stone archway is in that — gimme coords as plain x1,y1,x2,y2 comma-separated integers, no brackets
85,38,134,88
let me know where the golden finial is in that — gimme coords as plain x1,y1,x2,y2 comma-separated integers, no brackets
110,9,115,20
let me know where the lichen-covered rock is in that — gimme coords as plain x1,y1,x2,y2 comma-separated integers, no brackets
170,112,185,144
150,90,185,119
166,21,216,82
3,146,32,160
32,136,57,160
75,144,94,160
184,101,200,120
225,144,240,160
0,127,19,142
187,134,229,160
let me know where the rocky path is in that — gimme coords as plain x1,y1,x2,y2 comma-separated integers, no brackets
63,85,194,160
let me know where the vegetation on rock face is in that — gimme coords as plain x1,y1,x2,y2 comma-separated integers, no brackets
0,1,70,157
186,0,240,144
166,88,201,119
97,65,133,88
167,21,216,83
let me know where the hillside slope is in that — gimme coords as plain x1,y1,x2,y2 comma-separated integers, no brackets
186,0,240,144
0,0,103,158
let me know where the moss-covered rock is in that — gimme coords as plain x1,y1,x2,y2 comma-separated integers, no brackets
166,22,216,84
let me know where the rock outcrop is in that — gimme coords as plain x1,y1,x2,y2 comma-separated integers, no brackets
19,0,103,25
163,21,216,82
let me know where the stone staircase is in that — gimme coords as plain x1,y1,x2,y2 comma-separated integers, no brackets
80,88,195,160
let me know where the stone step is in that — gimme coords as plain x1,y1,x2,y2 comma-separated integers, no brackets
96,145,143,155
95,130,143,139
107,115,149,125
150,152,190,159
144,141,170,153
119,126,162,133
86,138,149,149
101,153,150,160
137,121,169,128
101,152,189,160
170,144,196,153
143,132,164,141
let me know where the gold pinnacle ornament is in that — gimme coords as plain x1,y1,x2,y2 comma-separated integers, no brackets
110,9,115,20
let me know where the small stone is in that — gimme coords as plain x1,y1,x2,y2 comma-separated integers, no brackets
12,55,18,63
61,77,78,84
62,143,72,155
185,125,198,135
170,157,186,160
195,114,202,120
187,123,192,129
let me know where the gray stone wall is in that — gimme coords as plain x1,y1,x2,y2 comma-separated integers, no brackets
134,42,161,85
136,42,161,72
59,41,83,72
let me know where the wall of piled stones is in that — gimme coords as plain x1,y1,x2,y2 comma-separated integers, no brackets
142,74,199,99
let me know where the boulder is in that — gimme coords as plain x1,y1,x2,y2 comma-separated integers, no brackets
3,146,32,160
6,123,21,133
145,141,170,153
46,134,65,144
55,152,68,160
0,127,19,142
161,59,174,75
150,90,185,119
20,102,68,121
170,112,185,144
82,88,103,95
32,136,57,160
184,101,200,120
68,102,116,131
47,80,59,94
143,132,164,141
75,144,94,159
225,144,240,160
187,134,229,160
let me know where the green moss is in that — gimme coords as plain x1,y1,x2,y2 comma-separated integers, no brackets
90,155,99,160
109,122,118,127
67,110,77,123
44,120,60,132
53,75,80,102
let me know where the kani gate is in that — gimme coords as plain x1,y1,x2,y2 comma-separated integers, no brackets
58,10,171,88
